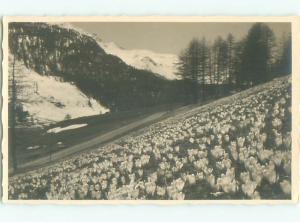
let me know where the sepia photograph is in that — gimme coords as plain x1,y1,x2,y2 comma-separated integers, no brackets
1,17,298,203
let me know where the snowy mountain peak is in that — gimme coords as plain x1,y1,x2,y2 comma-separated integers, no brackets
96,39,180,80
52,23,180,80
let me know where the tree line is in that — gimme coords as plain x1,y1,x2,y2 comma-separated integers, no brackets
176,23,291,103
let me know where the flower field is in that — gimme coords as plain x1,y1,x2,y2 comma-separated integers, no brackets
8,76,292,200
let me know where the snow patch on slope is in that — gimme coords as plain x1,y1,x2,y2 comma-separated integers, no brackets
47,124,88,133
11,60,109,125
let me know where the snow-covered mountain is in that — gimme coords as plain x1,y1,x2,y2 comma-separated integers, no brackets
98,41,180,80
54,23,180,80
10,59,109,126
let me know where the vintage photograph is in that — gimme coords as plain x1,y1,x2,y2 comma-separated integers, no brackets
2,17,297,202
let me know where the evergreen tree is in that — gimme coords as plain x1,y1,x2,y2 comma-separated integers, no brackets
198,38,209,99
239,23,276,86
176,38,209,103
275,33,292,76
234,39,246,88
211,36,229,95
226,33,235,85
177,39,200,103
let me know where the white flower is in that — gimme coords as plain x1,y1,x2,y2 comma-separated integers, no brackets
206,174,216,188
186,174,196,185
257,149,273,162
156,186,166,196
174,146,180,153
280,180,291,195
211,146,225,159
189,138,195,144
145,182,156,195
252,191,261,199
272,118,282,128
173,178,185,192
148,172,158,183
138,169,144,177
217,177,237,194
241,181,258,198
240,172,250,183
237,137,245,148
193,158,208,171
141,154,150,166
196,172,205,181
263,163,278,184
224,134,230,142
283,134,291,149
173,192,185,200
274,134,283,147
135,159,142,168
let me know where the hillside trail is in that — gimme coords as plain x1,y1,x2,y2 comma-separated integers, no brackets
11,111,168,175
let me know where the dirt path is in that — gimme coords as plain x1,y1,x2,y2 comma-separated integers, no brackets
11,111,167,174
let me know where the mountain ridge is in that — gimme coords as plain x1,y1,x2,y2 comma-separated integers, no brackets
55,23,180,80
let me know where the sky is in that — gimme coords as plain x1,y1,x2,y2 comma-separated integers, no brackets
72,22,291,55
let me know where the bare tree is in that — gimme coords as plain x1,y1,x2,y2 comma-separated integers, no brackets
8,54,18,173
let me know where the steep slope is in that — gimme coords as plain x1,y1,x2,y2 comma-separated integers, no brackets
98,41,180,80
9,59,109,126
8,22,184,113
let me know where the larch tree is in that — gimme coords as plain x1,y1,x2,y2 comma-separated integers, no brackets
197,38,209,99
212,36,229,95
275,33,292,76
239,23,276,86
226,33,235,85
177,38,201,103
